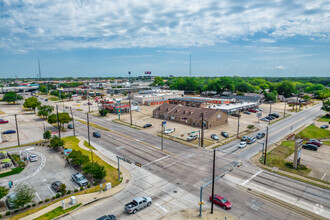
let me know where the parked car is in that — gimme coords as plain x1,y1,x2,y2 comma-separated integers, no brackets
256,108,263,111
269,113,279,118
87,102,92,105
209,194,232,210
97,215,117,220
246,137,256,144
308,139,323,145
93,132,101,138
238,142,247,148
68,124,74,129
65,106,69,109
306,141,322,147
2,130,16,134
231,113,240,117
143,124,152,128
125,197,152,214
302,144,318,151
265,116,274,120
29,154,38,162
320,125,329,129
210,134,219,140
241,136,249,141
51,181,62,192
256,132,265,139
187,134,198,141
45,99,48,101
6,193,17,209
221,132,229,138
72,173,88,186
164,128,174,134
248,109,257,113
260,117,269,122
243,111,251,115
0,119,9,124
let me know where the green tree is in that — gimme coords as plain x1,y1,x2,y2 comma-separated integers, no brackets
265,92,277,102
2,92,23,104
43,130,51,142
47,114,57,124
59,113,72,128
12,184,35,208
151,77,165,86
23,97,41,113
83,162,106,181
50,135,64,149
99,109,108,116
59,184,67,195
38,105,54,119
302,95,311,102
322,100,330,112
236,91,244,96
68,150,90,166
235,82,255,93
277,81,296,97
0,186,9,199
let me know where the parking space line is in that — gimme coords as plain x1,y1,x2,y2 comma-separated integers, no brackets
48,186,56,196
35,192,41,201
321,173,327,180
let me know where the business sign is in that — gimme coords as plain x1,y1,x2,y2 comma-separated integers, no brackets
145,71,151,74
162,121,166,127
293,139,303,168
64,149,72,156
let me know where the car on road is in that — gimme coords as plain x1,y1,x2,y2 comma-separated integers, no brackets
6,193,17,209
306,141,322,147
143,124,152,128
320,125,329,129
2,130,16,134
97,215,117,220
246,137,256,144
0,119,9,124
241,136,249,141
243,111,251,115
93,131,101,138
29,154,38,162
187,134,198,141
125,196,152,214
221,132,229,138
209,194,232,210
51,181,62,192
72,173,88,186
164,128,174,134
256,132,265,139
65,106,69,109
238,142,247,148
248,109,257,113
261,117,269,122
68,124,74,129
302,144,318,151
210,134,219,140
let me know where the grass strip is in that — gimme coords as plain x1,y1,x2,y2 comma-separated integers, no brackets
296,124,330,139
34,203,81,220
83,141,96,150
0,167,24,178
317,115,330,122
49,97,59,101
270,114,292,125
76,119,110,131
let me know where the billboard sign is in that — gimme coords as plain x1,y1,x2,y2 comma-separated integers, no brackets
145,71,151,74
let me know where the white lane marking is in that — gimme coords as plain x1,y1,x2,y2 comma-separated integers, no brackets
48,186,56,196
321,173,327,180
241,170,263,186
35,192,41,201
155,202,169,213
143,155,171,167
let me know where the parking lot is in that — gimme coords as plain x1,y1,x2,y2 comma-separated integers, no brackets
0,146,78,202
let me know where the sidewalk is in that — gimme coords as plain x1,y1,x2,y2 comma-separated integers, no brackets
20,136,131,220
160,208,237,220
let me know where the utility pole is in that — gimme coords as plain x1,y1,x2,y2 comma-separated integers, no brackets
129,89,132,126
14,114,20,146
269,102,272,125
87,113,90,146
284,99,287,117
90,149,94,184
161,123,164,151
56,105,61,138
236,114,240,137
201,112,204,148
211,149,216,214
70,107,76,136
263,127,269,165
88,95,90,112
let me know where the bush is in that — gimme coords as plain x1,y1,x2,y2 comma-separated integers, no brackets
32,203,36,207
0,214,2,218
5,211,11,216
87,184,91,188
14,210,19,213
56,193,61,198
80,186,84,191
52,196,55,200
74,189,78,192
39,201,43,204
247,125,255,129
45,199,49,202
67,190,71,194
27,204,31,208
285,162,308,170
93,182,98,186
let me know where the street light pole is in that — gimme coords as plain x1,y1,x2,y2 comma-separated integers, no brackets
129,89,132,126
87,113,90,146
201,113,204,148
70,107,76,136
56,105,61,138
90,149,94,184
14,114,20,146
284,99,287,117
161,123,164,151
117,157,121,181
211,149,216,214
237,114,240,137
263,127,269,165
88,95,90,112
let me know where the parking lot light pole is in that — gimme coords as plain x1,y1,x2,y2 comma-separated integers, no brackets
87,113,90,146
14,114,20,146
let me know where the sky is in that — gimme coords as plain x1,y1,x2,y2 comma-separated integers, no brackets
0,0,329,78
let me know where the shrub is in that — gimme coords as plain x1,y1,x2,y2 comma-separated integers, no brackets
80,186,84,191
45,199,49,202
247,125,255,129
52,196,56,200
74,189,79,192
5,211,11,216
56,193,61,198
39,201,43,204
87,184,91,188
14,210,19,213
67,190,71,194
32,203,36,207
0,214,2,218
27,204,31,208
93,182,98,186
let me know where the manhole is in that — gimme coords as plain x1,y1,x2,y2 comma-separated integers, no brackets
177,183,180,185
173,190,177,193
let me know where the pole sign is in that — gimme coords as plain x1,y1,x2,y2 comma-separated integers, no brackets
64,149,72,156
162,121,166,127
293,139,303,168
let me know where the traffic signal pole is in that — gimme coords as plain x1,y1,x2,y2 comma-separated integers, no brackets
201,113,204,148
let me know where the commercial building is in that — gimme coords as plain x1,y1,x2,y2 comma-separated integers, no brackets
134,90,184,106
153,103,228,129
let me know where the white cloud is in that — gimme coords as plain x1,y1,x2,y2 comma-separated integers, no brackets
0,0,329,52
275,65,285,70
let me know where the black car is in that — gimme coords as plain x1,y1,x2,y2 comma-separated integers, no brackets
269,113,279,118
243,111,251,115
302,144,318,151
97,215,117,220
51,181,62,192
93,131,101,138
221,132,229,138
320,125,329,129
2,130,16,134
143,124,152,128
265,116,274,120
256,132,265,139
68,124,74,129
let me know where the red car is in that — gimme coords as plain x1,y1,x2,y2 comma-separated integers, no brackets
0,119,8,124
209,194,232,210
248,109,257,113
306,141,322,147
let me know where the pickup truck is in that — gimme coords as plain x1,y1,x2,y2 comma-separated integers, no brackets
125,196,152,214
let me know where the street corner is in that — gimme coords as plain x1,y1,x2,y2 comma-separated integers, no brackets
159,208,237,220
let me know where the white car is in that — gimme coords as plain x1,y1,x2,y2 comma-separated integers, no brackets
29,154,38,162
164,129,174,134
238,142,247,148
